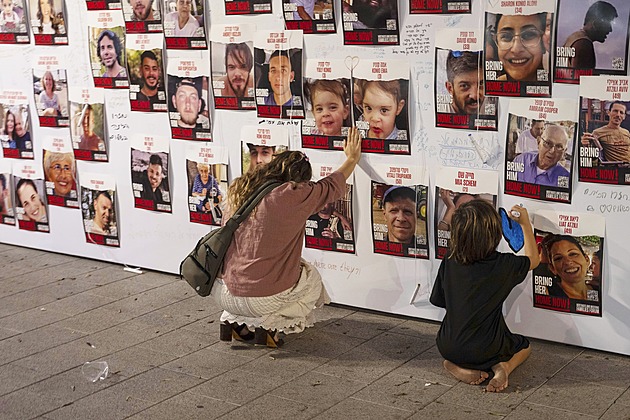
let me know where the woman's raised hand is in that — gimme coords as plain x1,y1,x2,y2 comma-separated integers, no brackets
344,126,362,164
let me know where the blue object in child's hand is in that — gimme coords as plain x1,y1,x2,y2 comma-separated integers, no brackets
499,207,524,252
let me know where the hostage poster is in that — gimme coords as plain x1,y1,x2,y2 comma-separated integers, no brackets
186,142,228,226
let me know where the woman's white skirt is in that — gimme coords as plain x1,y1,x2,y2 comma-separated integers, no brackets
213,259,331,334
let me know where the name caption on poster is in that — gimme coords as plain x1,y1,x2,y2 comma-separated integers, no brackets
500,0,537,13
386,166,411,185
606,78,628,100
454,170,476,191
529,99,557,120
456,32,477,50
558,214,579,234
309,258,361,279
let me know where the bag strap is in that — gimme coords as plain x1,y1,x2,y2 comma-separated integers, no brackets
230,180,283,225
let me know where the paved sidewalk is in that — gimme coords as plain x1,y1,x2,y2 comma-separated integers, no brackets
1,242,629,420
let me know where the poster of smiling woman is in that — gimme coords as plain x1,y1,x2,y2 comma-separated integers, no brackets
42,135,78,208
32,56,69,128
13,160,49,232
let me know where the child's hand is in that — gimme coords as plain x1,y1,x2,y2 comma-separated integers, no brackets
509,204,530,226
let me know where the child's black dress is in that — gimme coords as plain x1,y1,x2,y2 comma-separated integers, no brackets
430,251,530,370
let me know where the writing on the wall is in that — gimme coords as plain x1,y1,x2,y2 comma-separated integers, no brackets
583,188,630,214
392,23,433,56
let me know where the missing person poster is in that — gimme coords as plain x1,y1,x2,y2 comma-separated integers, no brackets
122,0,162,33
13,160,49,232
283,0,335,34
434,28,498,131
224,0,271,15
484,0,553,97
342,0,399,45
130,134,171,212
0,161,15,225
0,0,29,44
210,24,256,110
410,0,470,14
434,166,497,259
69,87,107,161
80,172,119,247
554,0,630,84
87,12,129,89
301,59,351,151
240,124,288,173
532,209,604,317
578,75,630,185
42,135,78,208
353,59,410,154
29,0,67,45
504,98,577,203
126,33,167,112
254,30,304,119
0,90,33,159
162,0,206,49
305,161,355,253
33,56,69,127
371,163,428,259
85,0,120,10
166,53,211,140
186,142,227,225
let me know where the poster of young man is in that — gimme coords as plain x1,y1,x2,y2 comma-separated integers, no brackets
13,160,49,232
484,0,553,97
122,0,162,33
434,29,498,131
0,0,29,44
532,209,604,317
554,0,630,84
254,30,304,119
341,0,399,45
302,59,351,151
126,33,167,112
305,161,355,253
0,90,34,159
80,172,119,247
185,142,227,225
33,57,69,127
85,0,120,10
504,98,577,204
283,0,335,34
434,166,497,259
166,54,211,140
130,134,171,212
87,12,129,89
0,162,15,225
240,124,288,173
410,0,469,14
29,0,67,45
578,75,630,185
370,163,428,258
42,135,78,208
68,87,107,161
224,0,271,15
162,0,206,49
353,59,410,154
210,24,256,110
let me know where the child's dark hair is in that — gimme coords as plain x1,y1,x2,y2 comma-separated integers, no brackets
449,199,502,265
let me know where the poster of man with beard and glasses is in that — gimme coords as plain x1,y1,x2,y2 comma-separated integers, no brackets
504,98,577,204
130,134,171,212
42,135,78,208
126,33,167,112
123,0,162,33
578,75,630,185
81,173,119,247
69,87,107,162
301,59,351,151
434,28,498,131
186,142,227,226
484,0,553,97
210,24,256,110
532,209,604,317
13,161,49,232
554,0,630,84
167,53,211,140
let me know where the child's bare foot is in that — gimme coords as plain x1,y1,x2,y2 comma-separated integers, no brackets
443,360,489,385
487,362,509,392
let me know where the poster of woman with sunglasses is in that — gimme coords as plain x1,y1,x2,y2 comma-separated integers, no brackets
504,98,577,204
484,0,554,97
434,28,498,131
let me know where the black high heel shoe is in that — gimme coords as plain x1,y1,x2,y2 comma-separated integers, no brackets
254,327,284,348
220,321,255,342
